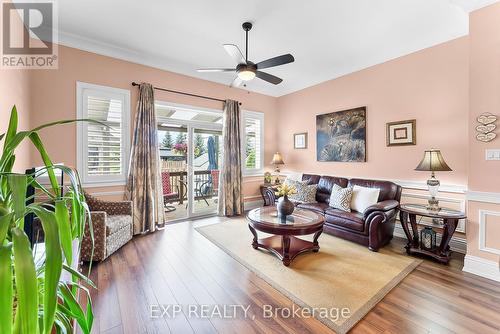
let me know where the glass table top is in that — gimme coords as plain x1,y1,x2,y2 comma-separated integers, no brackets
247,206,323,227
400,203,466,219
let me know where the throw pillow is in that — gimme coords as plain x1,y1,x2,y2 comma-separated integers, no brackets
283,178,317,203
329,184,353,212
350,185,380,213
287,172,303,182
290,184,318,203
283,178,307,189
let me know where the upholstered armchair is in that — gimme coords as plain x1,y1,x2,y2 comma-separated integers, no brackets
80,192,133,262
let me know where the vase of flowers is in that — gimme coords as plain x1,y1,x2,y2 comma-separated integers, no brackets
275,184,297,216
173,143,187,155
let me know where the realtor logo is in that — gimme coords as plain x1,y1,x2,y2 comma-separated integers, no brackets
1,1,58,69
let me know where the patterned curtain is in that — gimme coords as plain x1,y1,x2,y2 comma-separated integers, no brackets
125,83,165,234
218,100,244,216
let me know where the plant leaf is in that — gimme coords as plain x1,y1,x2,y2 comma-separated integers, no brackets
62,264,96,289
7,174,27,221
29,133,60,197
0,212,13,245
58,282,90,334
54,312,71,334
12,227,38,334
55,200,73,266
29,206,63,334
3,105,18,150
0,243,13,334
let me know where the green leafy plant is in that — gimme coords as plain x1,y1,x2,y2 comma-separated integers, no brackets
0,106,95,334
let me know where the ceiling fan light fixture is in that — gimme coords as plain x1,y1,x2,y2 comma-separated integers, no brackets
237,69,256,81
197,22,294,86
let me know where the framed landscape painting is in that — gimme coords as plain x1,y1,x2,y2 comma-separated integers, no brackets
316,106,366,162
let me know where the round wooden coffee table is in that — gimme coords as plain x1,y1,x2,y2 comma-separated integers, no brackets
246,206,324,266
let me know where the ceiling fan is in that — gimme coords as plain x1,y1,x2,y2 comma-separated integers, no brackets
197,22,295,87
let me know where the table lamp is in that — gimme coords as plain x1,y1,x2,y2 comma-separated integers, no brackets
270,152,285,184
415,149,452,211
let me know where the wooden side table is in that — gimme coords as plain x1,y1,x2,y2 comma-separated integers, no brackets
399,204,466,264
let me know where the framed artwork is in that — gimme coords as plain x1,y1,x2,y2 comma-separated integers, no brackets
316,106,366,162
294,132,308,149
386,119,416,146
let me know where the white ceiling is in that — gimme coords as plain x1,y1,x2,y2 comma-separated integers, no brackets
28,0,500,96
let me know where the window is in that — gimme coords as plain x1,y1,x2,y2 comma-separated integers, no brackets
241,110,264,175
77,82,130,186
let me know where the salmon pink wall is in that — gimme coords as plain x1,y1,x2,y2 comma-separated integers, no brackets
466,3,500,266
29,45,279,198
469,3,500,193
0,9,31,172
0,69,31,172
276,37,469,188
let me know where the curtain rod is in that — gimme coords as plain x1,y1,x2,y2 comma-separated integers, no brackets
131,82,241,105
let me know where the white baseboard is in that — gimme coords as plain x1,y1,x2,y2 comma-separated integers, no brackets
463,255,500,282
244,199,264,211
393,225,467,254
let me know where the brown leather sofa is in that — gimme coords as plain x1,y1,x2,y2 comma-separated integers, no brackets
266,174,402,251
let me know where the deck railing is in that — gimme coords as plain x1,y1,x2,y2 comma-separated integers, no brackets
162,170,217,204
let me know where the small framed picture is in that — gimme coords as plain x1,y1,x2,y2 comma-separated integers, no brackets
294,132,308,149
386,120,416,146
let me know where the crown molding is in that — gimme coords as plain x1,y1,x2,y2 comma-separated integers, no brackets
56,30,276,97
451,0,500,12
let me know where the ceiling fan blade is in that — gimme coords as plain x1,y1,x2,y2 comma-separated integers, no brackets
197,68,235,72
230,76,243,88
256,54,294,70
223,44,246,65
255,71,283,85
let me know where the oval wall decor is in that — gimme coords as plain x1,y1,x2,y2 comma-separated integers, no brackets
477,114,497,125
476,113,497,142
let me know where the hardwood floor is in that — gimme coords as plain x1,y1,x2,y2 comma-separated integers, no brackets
87,217,500,334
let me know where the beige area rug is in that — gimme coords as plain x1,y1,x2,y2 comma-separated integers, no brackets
196,220,421,334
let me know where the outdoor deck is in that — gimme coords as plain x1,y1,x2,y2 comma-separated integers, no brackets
164,196,218,221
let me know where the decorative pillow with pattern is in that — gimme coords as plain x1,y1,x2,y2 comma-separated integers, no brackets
284,178,317,203
329,184,353,212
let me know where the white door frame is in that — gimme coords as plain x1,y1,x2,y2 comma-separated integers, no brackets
157,101,223,220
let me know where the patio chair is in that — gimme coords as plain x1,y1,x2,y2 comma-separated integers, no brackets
198,170,220,206
162,171,179,212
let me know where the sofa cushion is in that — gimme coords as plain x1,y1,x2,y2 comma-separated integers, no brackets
351,185,380,213
302,174,321,185
297,202,329,214
106,215,132,236
325,208,365,232
106,224,132,257
328,184,353,212
284,179,318,203
348,178,401,202
292,184,318,203
316,176,349,203
283,179,309,203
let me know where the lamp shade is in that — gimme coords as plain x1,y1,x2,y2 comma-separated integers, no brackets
415,149,452,172
271,152,285,165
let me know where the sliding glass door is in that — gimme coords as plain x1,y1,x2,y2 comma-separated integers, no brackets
189,127,222,217
157,102,223,222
